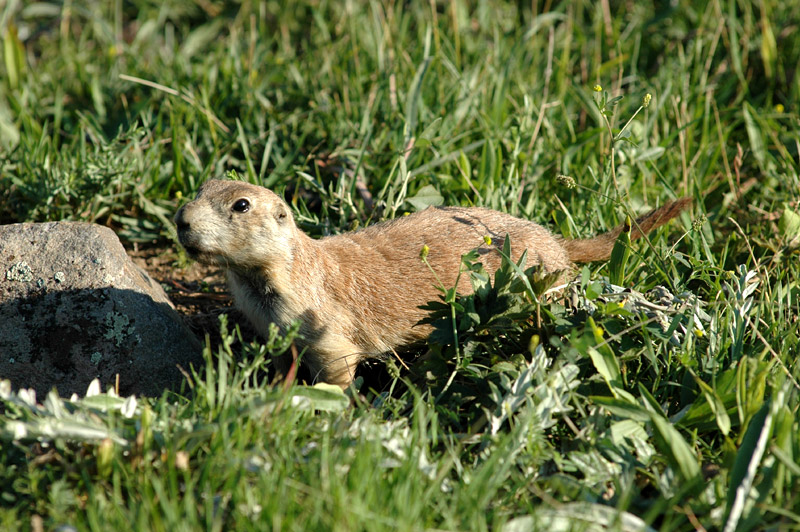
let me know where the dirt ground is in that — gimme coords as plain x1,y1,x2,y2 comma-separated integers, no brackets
128,245,261,349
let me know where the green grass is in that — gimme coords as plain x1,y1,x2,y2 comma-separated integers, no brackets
2,0,800,530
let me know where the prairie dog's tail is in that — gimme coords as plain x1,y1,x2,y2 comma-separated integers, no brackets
562,197,692,263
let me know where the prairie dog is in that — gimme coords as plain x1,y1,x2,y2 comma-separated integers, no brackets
175,179,690,387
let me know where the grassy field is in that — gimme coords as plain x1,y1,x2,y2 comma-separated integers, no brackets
2,0,799,530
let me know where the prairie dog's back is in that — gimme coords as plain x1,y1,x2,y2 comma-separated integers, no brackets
330,206,572,288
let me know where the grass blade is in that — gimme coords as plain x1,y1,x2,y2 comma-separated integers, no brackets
649,411,701,484
608,217,632,286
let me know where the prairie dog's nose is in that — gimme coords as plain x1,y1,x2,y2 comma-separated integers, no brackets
174,205,189,231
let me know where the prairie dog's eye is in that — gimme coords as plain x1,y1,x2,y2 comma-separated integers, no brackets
232,198,250,213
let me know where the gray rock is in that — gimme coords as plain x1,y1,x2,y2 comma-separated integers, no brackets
0,222,202,397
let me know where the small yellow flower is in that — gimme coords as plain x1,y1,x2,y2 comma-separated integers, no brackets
483,235,492,246
775,103,785,113
642,93,652,108
593,84,603,92
175,190,183,200
420,244,430,260
529,334,540,353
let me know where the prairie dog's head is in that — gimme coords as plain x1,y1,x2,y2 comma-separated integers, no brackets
174,179,296,269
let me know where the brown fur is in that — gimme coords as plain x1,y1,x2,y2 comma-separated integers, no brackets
559,197,693,262
175,179,690,387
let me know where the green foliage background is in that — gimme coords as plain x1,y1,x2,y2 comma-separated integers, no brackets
1,0,799,530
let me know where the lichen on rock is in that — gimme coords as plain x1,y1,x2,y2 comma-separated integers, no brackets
6,261,34,283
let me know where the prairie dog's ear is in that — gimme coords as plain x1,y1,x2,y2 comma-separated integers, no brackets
275,204,289,223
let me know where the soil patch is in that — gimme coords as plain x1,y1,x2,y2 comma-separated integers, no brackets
128,245,260,349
